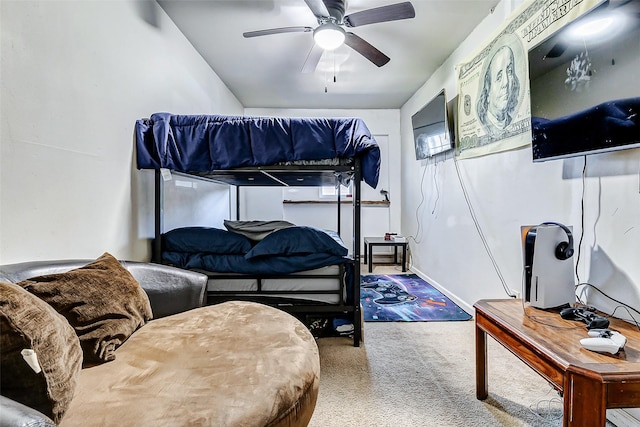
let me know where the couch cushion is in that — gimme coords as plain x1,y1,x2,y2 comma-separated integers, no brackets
60,301,320,427
18,253,153,366
0,282,82,423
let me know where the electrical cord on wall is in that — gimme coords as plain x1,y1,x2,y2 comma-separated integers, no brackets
408,157,430,244
571,156,640,332
572,156,634,327
454,156,515,298
575,156,587,284
431,159,441,215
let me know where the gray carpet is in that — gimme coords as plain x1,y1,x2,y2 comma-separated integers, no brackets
308,320,615,427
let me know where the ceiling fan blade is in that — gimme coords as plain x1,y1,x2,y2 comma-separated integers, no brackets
344,32,390,67
243,26,313,38
301,43,324,73
344,2,415,27
304,0,330,18
544,41,568,59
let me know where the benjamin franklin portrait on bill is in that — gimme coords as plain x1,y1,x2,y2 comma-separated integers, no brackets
476,35,526,138
476,33,526,138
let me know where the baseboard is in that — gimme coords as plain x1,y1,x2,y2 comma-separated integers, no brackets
607,409,640,426
408,264,475,316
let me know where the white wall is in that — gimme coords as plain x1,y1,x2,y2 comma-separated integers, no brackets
0,0,242,263
400,0,640,321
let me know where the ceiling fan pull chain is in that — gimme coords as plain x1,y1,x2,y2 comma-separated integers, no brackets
325,67,328,93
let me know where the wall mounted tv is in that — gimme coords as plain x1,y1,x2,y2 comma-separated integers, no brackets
412,89,454,159
529,1,640,162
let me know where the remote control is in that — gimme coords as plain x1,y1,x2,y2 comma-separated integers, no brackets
580,330,626,354
560,306,610,329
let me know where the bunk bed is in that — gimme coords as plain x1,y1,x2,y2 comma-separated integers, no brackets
135,113,382,346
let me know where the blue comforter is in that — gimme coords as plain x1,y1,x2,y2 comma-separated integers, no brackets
162,251,350,275
136,113,381,188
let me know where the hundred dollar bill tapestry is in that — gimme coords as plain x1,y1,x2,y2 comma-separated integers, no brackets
455,0,604,159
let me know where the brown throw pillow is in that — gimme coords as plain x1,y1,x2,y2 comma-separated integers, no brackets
19,252,153,366
0,282,82,423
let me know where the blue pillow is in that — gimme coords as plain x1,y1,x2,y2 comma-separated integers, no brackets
245,226,348,260
162,227,252,254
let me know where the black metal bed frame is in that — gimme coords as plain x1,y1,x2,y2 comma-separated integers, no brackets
152,159,363,346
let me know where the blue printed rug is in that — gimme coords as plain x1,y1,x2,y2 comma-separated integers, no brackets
360,274,472,322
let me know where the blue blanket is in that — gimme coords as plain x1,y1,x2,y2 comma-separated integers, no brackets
136,113,381,188
162,251,350,276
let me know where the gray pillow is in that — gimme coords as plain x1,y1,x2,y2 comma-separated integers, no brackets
224,220,295,241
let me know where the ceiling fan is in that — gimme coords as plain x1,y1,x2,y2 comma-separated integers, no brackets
243,0,415,73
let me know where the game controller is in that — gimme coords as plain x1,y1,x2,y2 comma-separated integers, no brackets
361,280,417,305
580,329,627,354
560,306,610,329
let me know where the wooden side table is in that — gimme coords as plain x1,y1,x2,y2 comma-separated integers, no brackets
363,237,407,273
475,299,640,426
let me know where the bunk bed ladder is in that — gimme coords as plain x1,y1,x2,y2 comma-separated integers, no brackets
352,158,362,347
153,169,164,264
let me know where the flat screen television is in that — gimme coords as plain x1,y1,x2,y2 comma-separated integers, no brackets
412,89,454,159
529,1,640,162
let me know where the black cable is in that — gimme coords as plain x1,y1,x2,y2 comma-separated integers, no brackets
575,156,587,283
454,156,514,298
408,157,430,244
431,160,440,215
578,282,640,331
610,306,640,332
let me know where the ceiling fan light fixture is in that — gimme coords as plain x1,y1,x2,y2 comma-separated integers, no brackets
313,23,345,50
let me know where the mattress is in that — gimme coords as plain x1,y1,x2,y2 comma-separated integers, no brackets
201,265,343,304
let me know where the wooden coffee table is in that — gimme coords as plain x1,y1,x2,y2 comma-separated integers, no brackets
475,299,640,427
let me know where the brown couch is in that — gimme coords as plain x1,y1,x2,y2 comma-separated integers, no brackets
0,258,320,427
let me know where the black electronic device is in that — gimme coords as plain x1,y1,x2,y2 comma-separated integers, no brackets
529,1,640,161
522,222,575,308
560,306,610,330
411,89,454,159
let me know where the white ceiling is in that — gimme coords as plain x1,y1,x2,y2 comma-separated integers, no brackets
156,0,499,109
